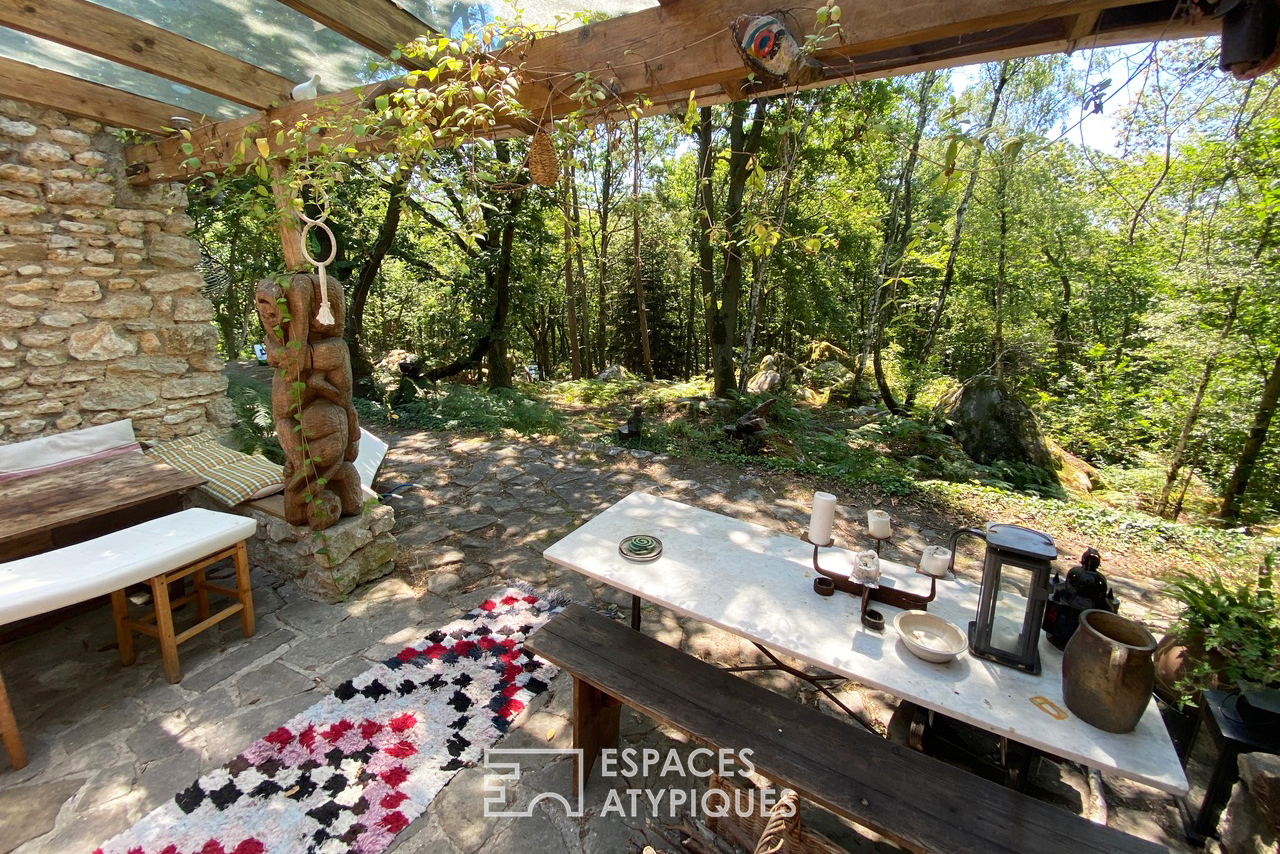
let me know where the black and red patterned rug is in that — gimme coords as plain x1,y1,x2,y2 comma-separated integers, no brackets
96,589,561,854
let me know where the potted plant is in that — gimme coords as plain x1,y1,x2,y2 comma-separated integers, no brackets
1155,551,1280,709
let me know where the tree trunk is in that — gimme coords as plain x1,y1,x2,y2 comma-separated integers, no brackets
1043,240,1074,379
686,267,698,377
1156,284,1243,517
631,117,654,380
571,169,591,376
695,107,717,379
345,175,408,390
906,61,1014,409
596,128,614,373
1219,351,1280,521
741,96,812,393
993,176,1008,381
563,161,582,379
712,99,766,397
484,194,522,390
854,71,935,398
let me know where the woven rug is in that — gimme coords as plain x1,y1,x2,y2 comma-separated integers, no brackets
96,589,561,854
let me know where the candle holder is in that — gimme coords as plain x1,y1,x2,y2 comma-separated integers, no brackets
806,534,941,614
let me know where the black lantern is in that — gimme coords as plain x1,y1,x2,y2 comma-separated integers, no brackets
948,524,1057,674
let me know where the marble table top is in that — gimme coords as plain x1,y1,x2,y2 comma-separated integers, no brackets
543,491,1190,797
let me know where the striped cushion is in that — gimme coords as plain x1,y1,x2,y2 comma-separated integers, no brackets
146,433,284,505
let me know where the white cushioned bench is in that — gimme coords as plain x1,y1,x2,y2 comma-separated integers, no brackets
0,508,258,770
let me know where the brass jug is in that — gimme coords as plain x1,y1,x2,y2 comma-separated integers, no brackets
1062,610,1157,733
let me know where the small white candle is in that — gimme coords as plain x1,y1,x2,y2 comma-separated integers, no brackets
855,549,881,585
867,509,892,539
808,491,836,545
920,546,952,577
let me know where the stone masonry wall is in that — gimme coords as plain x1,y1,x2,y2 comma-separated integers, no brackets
0,99,232,442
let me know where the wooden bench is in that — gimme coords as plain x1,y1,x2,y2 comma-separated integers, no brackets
525,604,1167,854
0,508,257,770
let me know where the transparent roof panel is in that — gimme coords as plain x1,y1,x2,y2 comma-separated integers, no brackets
0,0,658,127
85,0,392,94
402,0,655,37
0,28,247,120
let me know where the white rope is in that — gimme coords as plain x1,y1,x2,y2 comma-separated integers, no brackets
298,189,338,325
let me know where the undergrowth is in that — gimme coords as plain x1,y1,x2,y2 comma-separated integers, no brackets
356,383,565,436
548,377,713,408
919,480,1269,568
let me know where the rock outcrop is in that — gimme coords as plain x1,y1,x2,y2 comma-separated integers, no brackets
938,374,1055,471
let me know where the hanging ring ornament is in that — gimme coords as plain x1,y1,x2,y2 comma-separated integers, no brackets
297,189,338,325
296,186,332,225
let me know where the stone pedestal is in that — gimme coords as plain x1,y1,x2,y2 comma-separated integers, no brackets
248,503,398,601
188,489,398,601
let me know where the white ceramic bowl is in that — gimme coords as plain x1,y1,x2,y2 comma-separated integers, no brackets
893,611,967,663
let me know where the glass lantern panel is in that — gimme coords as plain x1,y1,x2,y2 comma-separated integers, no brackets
990,564,1035,656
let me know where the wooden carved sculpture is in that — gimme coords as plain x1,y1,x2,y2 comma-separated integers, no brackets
255,272,362,530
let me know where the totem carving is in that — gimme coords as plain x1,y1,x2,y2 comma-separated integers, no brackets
255,272,362,530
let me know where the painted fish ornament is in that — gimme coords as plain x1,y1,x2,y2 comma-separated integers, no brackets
731,14,823,86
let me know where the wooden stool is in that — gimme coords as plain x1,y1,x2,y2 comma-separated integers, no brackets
0,669,25,770
110,540,255,684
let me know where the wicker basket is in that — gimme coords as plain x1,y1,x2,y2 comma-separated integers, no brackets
705,774,847,854
528,128,560,187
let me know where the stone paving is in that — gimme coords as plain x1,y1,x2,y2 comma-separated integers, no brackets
0,431,1207,853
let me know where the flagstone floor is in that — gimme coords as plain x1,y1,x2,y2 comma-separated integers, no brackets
0,432,1205,854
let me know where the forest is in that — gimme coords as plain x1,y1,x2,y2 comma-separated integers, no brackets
195,33,1280,532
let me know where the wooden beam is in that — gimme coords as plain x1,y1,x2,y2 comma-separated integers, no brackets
1069,10,1105,42
720,79,748,102
0,57,206,134
0,0,294,109
126,0,1218,183
514,0,1163,116
272,0,438,65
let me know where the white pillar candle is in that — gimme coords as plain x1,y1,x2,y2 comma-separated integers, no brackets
867,509,892,539
920,546,952,577
855,549,881,585
808,491,836,545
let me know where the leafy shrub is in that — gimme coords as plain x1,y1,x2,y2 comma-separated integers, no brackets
226,373,284,464
1167,554,1280,699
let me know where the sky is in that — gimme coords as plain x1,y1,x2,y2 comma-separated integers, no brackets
949,47,1162,156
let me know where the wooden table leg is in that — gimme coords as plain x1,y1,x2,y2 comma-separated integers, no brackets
110,589,135,666
149,575,182,684
573,677,621,783
234,541,255,637
0,669,27,770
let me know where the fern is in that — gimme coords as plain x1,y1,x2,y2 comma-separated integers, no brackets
227,374,285,464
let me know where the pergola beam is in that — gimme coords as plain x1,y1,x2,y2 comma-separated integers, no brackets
514,0,1164,116
125,0,1219,184
0,57,206,135
0,0,294,109
272,0,439,67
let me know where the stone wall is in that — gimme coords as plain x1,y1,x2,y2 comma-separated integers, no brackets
0,99,232,443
